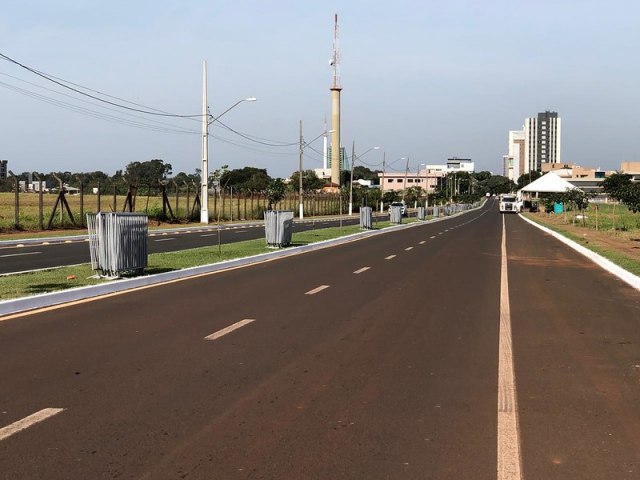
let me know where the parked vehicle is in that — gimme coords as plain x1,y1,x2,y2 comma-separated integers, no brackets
389,201,408,217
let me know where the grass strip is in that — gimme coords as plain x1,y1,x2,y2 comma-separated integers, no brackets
0,222,407,301
523,214,640,276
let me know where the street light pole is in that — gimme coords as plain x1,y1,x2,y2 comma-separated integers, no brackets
349,144,379,215
200,61,209,224
349,141,355,216
200,62,256,224
380,152,386,212
299,120,304,219
299,127,335,219
402,157,410,201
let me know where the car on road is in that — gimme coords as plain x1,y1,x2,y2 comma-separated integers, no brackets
389,201,408,217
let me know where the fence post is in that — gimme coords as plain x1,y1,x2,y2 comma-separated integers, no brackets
97,180,101,213
173,181,179,218
76,175,84,227
184,181,190,221
9,171,19,229
33,172,44,230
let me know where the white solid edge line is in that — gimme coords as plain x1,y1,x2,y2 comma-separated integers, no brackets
305,285,330,295
353,267,370,274
0,408,65,442
519,214,640,291
204,319,255,341
385,255,396,260
497,216,523,479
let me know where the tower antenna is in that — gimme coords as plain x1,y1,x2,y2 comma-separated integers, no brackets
331,13,341,90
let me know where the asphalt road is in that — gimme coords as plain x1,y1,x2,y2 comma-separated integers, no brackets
0,215,379,275
1,200,639,479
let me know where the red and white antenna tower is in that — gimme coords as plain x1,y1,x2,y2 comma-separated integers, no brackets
331,13,341,90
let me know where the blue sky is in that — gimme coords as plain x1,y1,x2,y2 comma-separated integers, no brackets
1,0,639,178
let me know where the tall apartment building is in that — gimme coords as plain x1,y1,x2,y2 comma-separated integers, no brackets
0,159,7,180
506,111,561,177
524,111,561,172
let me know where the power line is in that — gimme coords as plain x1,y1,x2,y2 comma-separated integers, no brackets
0,71,201,134
0,51,204,118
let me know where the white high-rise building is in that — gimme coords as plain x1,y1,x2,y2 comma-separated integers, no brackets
505,130,525,180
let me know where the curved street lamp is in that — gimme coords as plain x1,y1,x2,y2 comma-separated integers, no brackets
299,125,335,219
349,145,380,215
201,90,256,224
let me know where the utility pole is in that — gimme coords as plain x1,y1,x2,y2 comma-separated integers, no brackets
424,167,429,213
200,61,209,224
381,152,386,212
349,140,355,215
299,120,304,219
402,157,409,201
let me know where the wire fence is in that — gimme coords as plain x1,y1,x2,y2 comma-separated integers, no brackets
0,187,347,232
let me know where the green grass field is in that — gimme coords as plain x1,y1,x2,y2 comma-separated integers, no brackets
553,202,640,232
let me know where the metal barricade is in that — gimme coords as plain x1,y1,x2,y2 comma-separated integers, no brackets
390,206,403,224
360,206,373,229
86,212,148,277
264,210,294,247
417,207,425,220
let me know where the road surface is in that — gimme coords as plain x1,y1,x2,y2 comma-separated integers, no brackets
0,215,375,274
1,201,639,479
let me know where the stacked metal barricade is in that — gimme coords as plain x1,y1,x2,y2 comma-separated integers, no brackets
87,212,148,277
390,205,403,224
264,210,294,248
359,206,373,229
417,207,425,220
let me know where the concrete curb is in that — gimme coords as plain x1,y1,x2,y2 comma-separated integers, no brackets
519,214,640,292
1,214,454,317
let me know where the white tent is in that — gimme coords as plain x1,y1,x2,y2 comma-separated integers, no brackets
519,171,581,194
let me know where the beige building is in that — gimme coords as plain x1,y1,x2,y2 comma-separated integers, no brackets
379,167,442,193
621,162,640,182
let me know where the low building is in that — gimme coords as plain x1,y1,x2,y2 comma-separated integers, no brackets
379,167,444,193
621,162,640,182
540,163,615,196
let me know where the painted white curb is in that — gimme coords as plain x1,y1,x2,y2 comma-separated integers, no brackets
519,214,640,292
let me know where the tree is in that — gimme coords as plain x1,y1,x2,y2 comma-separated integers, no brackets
220,167,271,192
124,159,172,187
266,179,286,210
516,171,542,190
602,173,632,201
621,183,640,213
484,175,515,195
288,170,325,192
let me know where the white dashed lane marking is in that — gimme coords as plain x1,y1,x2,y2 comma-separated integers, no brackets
0,408,65,442
405,247,414,251
353,267,370,274
305,285,330,295
385,255,396,260
205,319,255,341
